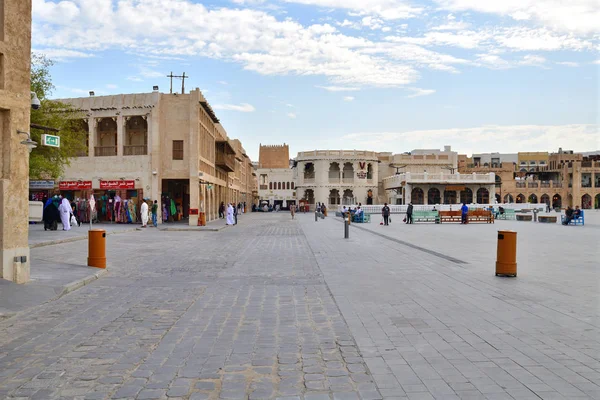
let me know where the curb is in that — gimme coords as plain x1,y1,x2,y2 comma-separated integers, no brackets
30,228,139,249
54,268,109,300
158,226,226,232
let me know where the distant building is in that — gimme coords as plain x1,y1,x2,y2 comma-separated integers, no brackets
257,144,295,209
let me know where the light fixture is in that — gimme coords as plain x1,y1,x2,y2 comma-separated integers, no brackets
30,91,41,110
89,91,95,96
152,170,158,175
153,86,159,91
17,130,37,153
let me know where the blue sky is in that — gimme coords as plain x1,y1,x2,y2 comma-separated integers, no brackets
33,0,599,160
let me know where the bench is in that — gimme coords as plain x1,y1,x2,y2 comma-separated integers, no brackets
352,213,371,223
516,214,532,221
468,209,494,223
538,215,557,223
496,209,516,220
561,211,584,226
439,210,462,223
412,210,440,223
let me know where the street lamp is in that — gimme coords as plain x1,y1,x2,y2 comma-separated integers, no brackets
17,130,37,153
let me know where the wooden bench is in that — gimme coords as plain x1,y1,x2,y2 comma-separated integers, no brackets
439,210,462,223
516,214,532,221
468,209,494,223
538,215,557,223
412,210,439,223
496,209,516,220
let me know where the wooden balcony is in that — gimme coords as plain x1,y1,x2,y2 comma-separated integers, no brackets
95,146,117,157
215,151,235,172
124,145,147,156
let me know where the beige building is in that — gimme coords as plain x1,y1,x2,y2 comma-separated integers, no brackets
257,144,295,209
58,88,255,225
0,0,32,283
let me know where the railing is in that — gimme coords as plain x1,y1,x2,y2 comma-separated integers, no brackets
553,182,562,188
94,146,117,157
528,182,539,188
383,172,495,190
259,185,268,190
342,177,354,184
516,182,526,188
215,151,236,172
540,181,550,188
339,203,549,214
329,177,340,183
123,145,147,156
303,178,315,184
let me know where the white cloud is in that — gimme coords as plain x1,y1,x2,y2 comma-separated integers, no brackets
406,88,435,98
127,76,143,82
218,80,228,85
519,54,547,67
556,61,579,67
343,96,355,101
55,85,94,96
316,85,361,92
280,0,423,20
431,20,471,31
287,112,297,118
32,48,94,61
106,84,118,89
475,53,512,69
213,103,256,112
286,103,294,107
434,0,600,34
341,124,600,155
593,60,600,64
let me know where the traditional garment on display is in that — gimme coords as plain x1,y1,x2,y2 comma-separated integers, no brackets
170,199,177,219
140,201,149,227
128,200,137,223
114,195,122,222
58,198,71,231
163,203,168,222
226,204,235,225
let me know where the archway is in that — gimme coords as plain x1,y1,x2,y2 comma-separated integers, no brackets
96,117,117,156
329,162,340,182
304,163,315,179
428,188,441,205
411,188,424,205
342,162,354,182
495,193,501,203
476,188,489,204
329,189,340,205
304,189,315,205
581,194,592,209
540,194,550,206
504,194,513,203
516,194,525,203
342,189,354,205
552,194,562,209
443,190,456,204
595,194,600,209
367,163,373,180
460,188,473,204
124,116,148,155
528,194,538,203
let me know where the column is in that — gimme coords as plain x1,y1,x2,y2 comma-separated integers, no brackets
116,115,124,156
405,184,411,204
88,117,96,157
424,186,429,205
456,191,461,205
189,178,199,226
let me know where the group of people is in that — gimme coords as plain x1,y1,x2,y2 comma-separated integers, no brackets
562,205,582,225
42,195,76,231
221,202,242,226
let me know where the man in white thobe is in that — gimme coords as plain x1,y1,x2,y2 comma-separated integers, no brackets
226,203,235,225
140,200,149,227
58,197,71,231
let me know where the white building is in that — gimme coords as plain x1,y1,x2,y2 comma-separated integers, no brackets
256,144,295,209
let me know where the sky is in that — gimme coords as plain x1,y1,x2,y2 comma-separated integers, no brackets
32,0,600,161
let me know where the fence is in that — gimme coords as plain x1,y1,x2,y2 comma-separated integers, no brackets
338,203,548,215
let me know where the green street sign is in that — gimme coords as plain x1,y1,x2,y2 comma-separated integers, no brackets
41,134,60,148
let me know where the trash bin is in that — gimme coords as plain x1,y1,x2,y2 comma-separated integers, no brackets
198,212,206,226
496,230,516,277
88,229,106,269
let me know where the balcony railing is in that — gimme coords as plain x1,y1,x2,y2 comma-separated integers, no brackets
304,178,315,184
553,182,562,188
516,182,526,188
528,182,539,188
540,182,550,188
95,146,117,157
124,145,147,156
329,176,340,183
215,152,235,172
342,177,354,184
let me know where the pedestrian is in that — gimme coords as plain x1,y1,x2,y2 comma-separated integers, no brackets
382,202,390,226
316,202,321,214
140,199,149,228
151,200,158,227
162,202,168,223
406,202,413,224
226,203,235,225
461,203,469,224
562,206,574,225
58,197,72,231
219,202,225,219
290,204,296,220
234,203,238,225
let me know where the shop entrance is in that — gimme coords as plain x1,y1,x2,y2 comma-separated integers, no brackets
162,179,190,222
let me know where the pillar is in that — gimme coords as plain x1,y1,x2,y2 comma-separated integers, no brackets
116,115,124,156
189,177,199,226
456,191,461,205
88,117,96,157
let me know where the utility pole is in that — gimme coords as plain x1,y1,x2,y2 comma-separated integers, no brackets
167,72,189,94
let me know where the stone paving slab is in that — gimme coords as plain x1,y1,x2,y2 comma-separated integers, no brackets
29,222,140,248
299,214,600,400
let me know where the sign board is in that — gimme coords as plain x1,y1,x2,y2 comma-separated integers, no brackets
356,172,367,179
41,134,60,148
445,185,466,191
59,181,92,190
30,180,55,189
189,208,199,215
100,180,136,190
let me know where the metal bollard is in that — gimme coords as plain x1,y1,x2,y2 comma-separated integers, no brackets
315,211,318,222
495,230,517,277
88,229,107,269
344,219,349,239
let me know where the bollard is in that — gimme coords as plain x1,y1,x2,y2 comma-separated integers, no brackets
495,230,516,277
344,219,349,239
533,209,538,222
88,229,107,269
315,211,318,222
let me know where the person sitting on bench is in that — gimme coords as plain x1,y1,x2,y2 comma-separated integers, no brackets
496,206,504,219
562,206,574,225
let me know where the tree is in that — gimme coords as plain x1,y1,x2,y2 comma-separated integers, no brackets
30,54,87,179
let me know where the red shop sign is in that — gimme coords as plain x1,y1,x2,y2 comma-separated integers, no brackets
59,181,92,190
100,180,136,190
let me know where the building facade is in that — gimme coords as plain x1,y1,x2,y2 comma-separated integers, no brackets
0,0,32,283
294,150,379,209
256,144,295,209
58,88,255,225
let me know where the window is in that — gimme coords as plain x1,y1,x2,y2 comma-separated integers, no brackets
287,182,290,190
172,140,184,160
291,182,295,189
269,182,273,190
278,182,282,190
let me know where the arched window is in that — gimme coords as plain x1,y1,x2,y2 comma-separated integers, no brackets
269,182,272,190
528,194,538,203
582,194,592,209
476,188,489,204
504,194,513,203
411,188,424,205
428,188,441,204
286,182,290,190
291,182,295,190
278,182,282,190
460,188,473,204
516,194,525,203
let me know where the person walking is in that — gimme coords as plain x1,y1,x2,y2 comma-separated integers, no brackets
151,200,158,227
461,203,469,224
406,203,413,224
226,203,235,225
290,204,296,220
382,203,390,226
58,197,72,231
140,199,149,228
219,202,225,219
234,204,238,225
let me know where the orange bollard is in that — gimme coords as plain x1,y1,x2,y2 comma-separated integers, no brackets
197,212,206,226
88,229,106,269
496,230,517,277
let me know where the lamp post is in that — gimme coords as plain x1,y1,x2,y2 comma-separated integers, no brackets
17,130,37,152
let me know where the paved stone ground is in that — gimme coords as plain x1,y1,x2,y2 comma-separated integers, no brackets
300,213,600,400
1,214,381,400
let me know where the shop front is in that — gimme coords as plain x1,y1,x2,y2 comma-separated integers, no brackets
59,180,93,201
94,180,144,223
29,180,56,202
